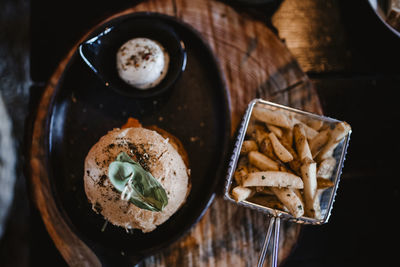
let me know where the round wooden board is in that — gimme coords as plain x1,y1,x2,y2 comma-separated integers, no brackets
29,0,322,266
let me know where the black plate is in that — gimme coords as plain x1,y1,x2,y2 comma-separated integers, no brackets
78,16,187,98
46,12,231,266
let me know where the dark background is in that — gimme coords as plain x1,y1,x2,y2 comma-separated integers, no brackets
1,0,399,266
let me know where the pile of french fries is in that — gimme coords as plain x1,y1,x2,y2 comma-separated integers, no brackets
231,105,351,219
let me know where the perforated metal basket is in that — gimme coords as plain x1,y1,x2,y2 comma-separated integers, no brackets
224,99,351,266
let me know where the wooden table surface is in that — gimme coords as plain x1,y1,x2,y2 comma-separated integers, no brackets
28,0,321,266
1,0,400,266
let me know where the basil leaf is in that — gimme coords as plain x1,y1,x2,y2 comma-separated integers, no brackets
108,152,168,212
108,161,134,192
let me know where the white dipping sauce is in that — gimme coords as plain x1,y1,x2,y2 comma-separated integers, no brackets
116,38,169,89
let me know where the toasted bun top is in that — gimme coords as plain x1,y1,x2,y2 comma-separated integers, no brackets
84,127,190,233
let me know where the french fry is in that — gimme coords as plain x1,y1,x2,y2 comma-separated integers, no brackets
307,119,324,131
310,129,330,158
252,106,293,129
279,134,295,154
330,121,351,143
246,119,256,137
259,137,279,161
240,140,258,155
293,188,303,201
247,164,261,173
294,115,324,131
315,142,336,162
309,120,324,131
279,140,302,175
248,195,286,210
316,122,351,162
268,132,294,163
247,165,260,173
300,157,318,217
293,124,312,160
267,124,283,138
248,151,279,171
317,157,336,179
292,117,319,140
310,191,322,219
317,177,334,189
232,186,254,202
238,156,249,165
281,128,294,148
237,156,248,168
270,187,304,218
234,165,248,185
288,157,302,176
252,127,270,145
243,171,304,189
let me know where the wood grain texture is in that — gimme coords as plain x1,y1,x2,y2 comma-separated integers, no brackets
29,0,322,266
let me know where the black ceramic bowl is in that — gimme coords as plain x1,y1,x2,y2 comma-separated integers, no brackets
79,14,187,98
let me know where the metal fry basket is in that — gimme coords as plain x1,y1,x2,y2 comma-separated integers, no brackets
224,99,351,267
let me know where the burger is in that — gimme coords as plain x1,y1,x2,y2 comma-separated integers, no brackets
84,118,191,233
